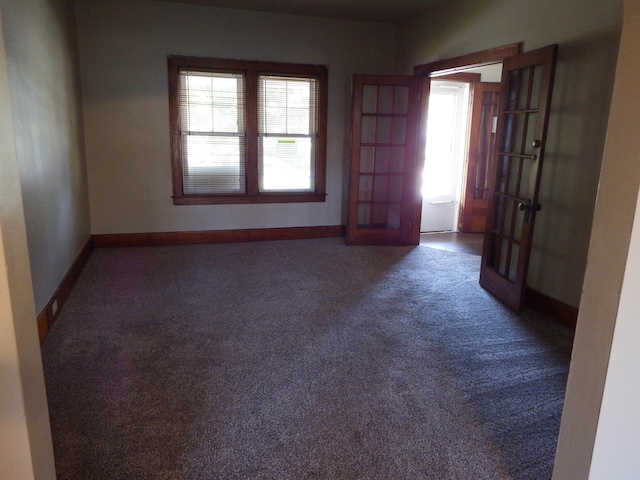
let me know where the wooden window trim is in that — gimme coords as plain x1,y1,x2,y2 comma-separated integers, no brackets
168,56,328,205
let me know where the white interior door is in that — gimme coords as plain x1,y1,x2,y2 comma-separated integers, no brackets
420,81,470,232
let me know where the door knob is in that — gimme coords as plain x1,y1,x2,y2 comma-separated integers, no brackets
531,139,542,148
518,202,542,212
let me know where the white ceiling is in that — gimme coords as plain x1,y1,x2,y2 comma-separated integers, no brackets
154,0,454,23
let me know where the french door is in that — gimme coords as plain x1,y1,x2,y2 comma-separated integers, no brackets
460,82,501,233
479,45,558,311
346,75,421,245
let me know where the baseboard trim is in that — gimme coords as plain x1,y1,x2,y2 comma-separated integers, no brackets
37,237,94,343
525,287,578,327
92,225,346,248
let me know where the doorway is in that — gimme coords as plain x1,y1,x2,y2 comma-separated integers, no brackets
347,42,557,311
420,64,503,234
412,43,558,311
420,80,470,232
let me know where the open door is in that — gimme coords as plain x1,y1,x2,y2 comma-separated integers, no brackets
460,82,500,233
346,75,421,245
479,45,558,312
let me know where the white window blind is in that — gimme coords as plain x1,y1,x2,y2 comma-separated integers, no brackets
258,76,317,192
180,70,245,194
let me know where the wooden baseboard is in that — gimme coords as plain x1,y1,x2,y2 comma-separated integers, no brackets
37,237,94,343
92,225,346,248
525,287,578,327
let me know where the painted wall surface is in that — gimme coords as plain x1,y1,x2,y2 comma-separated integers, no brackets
396,0,622,308
1,0,91,312
76,0,397,235
555,1,640,476
0,4,56,478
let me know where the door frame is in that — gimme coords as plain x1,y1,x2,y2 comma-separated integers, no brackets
411,43,522,244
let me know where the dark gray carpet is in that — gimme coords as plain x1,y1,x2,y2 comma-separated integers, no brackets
420,232,484,256
41,238,573,479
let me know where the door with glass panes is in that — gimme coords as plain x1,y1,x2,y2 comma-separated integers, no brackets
346,75,421,245
479,45,557,312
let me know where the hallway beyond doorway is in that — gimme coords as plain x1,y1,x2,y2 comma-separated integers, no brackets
420,231,483,256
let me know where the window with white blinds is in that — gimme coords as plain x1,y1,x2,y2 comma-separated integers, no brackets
180,71,245,194
168,56,327,205
259,76,316,192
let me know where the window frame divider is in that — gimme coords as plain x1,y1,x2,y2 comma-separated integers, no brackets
245,68,260,196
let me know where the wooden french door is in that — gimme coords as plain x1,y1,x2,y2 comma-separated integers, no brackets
346,75,421,245
460,82,500,233
480,45,558,311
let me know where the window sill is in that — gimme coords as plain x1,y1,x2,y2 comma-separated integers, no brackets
172,193,327,205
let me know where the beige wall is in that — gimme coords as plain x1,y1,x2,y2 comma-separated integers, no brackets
396,0,622,308
77,0,398,235
0,3,56,477
555,0,640,476
1,0,91,312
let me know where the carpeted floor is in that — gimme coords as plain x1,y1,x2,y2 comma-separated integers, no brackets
41,237,573,479
420,232,484,256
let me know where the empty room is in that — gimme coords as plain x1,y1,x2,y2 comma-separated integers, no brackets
1,0,638,479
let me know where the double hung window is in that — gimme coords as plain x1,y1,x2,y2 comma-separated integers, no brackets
168,56,328,204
